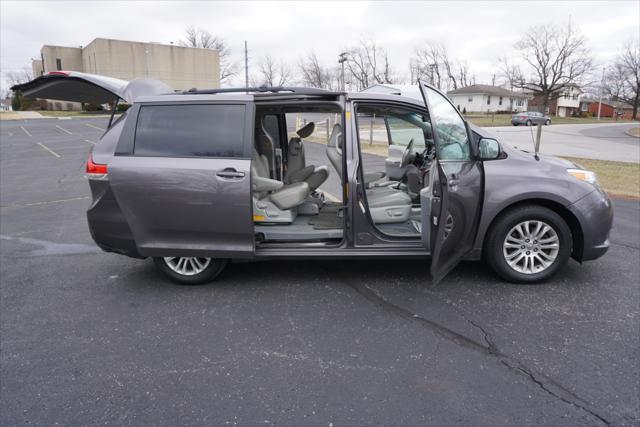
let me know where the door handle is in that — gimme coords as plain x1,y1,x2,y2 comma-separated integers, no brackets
216,169,245,179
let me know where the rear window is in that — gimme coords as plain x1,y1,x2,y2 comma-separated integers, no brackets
134,104,245,157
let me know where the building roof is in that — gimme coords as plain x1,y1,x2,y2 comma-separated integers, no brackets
447,84,528,98
581,98,634,109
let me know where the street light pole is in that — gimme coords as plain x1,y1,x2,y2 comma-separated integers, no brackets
338,52,347,91
244,41,249,89
597,66,605,120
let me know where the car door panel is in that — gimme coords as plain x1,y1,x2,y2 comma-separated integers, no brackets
108,156,253,257
418,82,484,283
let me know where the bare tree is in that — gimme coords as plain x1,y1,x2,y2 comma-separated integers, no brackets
501,22,593,114
6,68,33,88
411,42,471,90
605,40,639,119
180,26,237,83
253,54,292,87
299,52,329,88
343,36,395,90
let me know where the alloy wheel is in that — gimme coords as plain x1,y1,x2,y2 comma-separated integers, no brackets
502,220,559,274
163,257,212,276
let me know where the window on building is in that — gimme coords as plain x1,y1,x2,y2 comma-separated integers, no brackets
468,96,473,102
581,103,588,112
56,58,62,71
516,98,523,107
499,96,503,106
134,104,246,157
487,96,491,105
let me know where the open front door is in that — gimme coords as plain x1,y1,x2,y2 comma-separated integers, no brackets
419,82,484,283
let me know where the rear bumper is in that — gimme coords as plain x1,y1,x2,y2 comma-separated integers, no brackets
568,188,613,261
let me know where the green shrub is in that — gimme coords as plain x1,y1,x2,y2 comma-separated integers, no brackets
116,103,131,112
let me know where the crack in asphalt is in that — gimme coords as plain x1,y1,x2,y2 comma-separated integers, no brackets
346,279,611,426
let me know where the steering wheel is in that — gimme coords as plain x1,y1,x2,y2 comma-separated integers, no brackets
400,138,415,168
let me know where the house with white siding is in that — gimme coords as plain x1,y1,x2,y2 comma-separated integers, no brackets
447,84,529,113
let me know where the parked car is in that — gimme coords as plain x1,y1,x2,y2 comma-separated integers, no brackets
13,72,612,285
512,111,551,126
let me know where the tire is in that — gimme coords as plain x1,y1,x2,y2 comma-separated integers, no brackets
545,119,551,126
484,205,572,284
153,257,227,285
526,119,532,126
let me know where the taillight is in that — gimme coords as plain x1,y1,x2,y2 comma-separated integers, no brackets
86,153,108,180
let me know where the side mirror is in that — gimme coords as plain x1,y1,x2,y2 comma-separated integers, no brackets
478,138,501,160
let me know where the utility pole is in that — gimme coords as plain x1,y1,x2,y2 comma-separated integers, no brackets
597,66,605,120
244,40,249,89
338,52,347,91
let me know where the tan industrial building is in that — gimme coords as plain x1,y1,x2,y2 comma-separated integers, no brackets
31,38,220,110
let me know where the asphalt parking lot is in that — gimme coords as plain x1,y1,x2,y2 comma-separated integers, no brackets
1,117,639,426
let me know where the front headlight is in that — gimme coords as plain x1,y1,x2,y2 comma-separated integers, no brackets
567,168,599,186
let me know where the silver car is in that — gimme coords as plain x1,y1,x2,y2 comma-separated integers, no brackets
13,72,612,285
512,111,551,126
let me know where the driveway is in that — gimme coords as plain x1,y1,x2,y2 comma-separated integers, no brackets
1,117,639,426
483,122,640,163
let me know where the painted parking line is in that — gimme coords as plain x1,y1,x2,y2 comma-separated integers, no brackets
36,142,61,158
85,123,105,131
55,124,73,135
84,139,96,145
20,126,32,137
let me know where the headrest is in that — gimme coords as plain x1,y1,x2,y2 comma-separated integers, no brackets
296,122,315,138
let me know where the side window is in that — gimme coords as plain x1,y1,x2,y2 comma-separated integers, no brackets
262,114,282,149
387,114,427,150
134,104,245,157
424,86,470,161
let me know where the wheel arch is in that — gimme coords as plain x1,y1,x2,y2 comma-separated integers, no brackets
479,198,584,262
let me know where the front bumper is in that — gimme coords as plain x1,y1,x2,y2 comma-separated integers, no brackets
568,187,613,261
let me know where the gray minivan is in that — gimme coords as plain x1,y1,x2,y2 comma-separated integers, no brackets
13,72,613,285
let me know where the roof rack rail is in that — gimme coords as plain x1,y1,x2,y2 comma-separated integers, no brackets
181,86,341,96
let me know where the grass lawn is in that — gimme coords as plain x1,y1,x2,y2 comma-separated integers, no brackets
465,114,636,127
0,112,22,120
627,127,640,137
562,157,640,199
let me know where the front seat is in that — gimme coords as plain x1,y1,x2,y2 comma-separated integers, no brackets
252,150,309,223
327,124,411,224
327,123,384,185
284,122,329,192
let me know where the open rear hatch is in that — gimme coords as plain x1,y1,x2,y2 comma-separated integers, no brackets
11,71,173,104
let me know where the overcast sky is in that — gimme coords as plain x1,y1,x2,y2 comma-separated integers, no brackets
1,0,639,92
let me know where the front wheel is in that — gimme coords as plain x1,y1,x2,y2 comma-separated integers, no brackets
484,206,572,284
153,257,227,285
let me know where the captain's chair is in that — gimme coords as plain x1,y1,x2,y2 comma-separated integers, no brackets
284,122,329,192
252,150,310,223
327,123,411,224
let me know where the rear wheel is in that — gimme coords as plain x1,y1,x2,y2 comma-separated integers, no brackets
485,205,571,284
526,119,532,126
545,119,551,125
153,257,227,285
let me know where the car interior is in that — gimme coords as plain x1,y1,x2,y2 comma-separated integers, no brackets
252,104,346,244
355,104,436,238
251,102,437,245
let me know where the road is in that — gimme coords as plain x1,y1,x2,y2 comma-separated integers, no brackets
482,122,640,163
1,117,639,426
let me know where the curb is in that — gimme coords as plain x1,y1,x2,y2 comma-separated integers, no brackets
624,127,640,138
